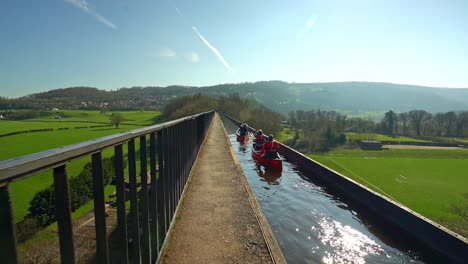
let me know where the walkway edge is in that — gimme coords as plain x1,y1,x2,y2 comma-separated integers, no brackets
219,118,287,264
156,115,216,264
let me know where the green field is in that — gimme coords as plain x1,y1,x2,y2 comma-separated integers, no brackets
1,110,161,222
276,128,432,144
276,127,303,143
345,132,431,143
309,148,468,237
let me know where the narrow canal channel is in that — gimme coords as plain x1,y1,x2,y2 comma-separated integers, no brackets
224,123,430,263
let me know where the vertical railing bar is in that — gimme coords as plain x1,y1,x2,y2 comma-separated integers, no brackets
171,126,176,216
157,130,166,243
114,144,129,264
0,184,18,264
190,119,195,167
194,118,197,164
163,128,170,233
167,126,174,221
149,132,159,261
140,135,151,264
128,139,141,264
178,123,183,201
92,152,110,264
180,123,184,187
185,121,188,181
183,122,187,185
53,165,75,264
185,122,189,178
181,122,185,185
167,127,172,230
176,124,181,201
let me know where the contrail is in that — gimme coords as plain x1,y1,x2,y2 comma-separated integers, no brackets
192,26,232,71
65,0,117,29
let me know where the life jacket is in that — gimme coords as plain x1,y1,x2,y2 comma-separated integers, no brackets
255,134,266,145
264,141,279,153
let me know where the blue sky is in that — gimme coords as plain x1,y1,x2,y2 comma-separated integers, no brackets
1,0,467,97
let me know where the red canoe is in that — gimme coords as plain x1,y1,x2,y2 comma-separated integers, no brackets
251,147,283,171
236,129,249,143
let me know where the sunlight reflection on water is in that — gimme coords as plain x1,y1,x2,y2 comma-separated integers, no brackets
317,217,384,264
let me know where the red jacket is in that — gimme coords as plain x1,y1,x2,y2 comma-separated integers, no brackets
255,134,266,145
260,140,280,154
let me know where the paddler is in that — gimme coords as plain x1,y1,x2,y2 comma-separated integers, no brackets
260,134,280,159
254,129,266,150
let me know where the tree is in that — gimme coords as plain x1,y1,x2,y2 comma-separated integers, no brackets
408,110,431,136
456,111,468,137
434,113,445,136
443,111,457,137
100,107,108,115
381,110,397,135
109,112,124,128
398,112,409,135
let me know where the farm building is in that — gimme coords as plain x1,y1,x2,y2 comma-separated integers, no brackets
360,140,383,150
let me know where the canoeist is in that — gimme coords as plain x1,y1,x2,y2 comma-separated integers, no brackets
239,123,249,136
254,129,266,150
260,134,280,159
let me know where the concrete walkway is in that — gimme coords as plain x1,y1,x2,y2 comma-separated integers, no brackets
159,114,284,264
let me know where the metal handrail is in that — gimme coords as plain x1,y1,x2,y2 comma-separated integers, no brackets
0,110,215,264
0,111,213,184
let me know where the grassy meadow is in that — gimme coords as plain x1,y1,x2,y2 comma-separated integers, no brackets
309,148,468,237
1,110,161,222
344,132,431,143
276,128,432,144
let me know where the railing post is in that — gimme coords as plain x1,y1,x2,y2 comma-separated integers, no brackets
149,132,159,260
165,127,172,225
157,130,166,242
171,126,177,216
92,152,109,264
0,184,18,264
114,144,129,264
53,165,75,264
128,139,141,263
177,123,182,201
140,135,151,264
183,121,188,184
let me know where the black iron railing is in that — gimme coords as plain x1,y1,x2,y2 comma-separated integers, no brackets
0,111,214,264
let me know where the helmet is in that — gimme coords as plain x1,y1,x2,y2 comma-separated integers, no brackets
268,134,274,141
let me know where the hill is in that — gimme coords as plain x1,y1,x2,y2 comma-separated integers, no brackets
2,81,468,115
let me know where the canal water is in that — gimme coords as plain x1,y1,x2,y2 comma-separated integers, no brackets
225,125,429,263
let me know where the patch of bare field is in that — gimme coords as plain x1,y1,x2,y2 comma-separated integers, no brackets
383,145,463,150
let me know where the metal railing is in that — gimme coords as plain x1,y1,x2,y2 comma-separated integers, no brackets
0,111,214,264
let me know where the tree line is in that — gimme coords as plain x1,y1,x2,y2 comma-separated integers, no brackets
163,94,283,135
287,110,348,152
285,109,468,152
379,110,468,138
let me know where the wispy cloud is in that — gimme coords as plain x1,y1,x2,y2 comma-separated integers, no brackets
158,48,176,57
175,7,182,16
297,15,318,39
192,27,232,71
65,0,117,29
185,51,200,63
